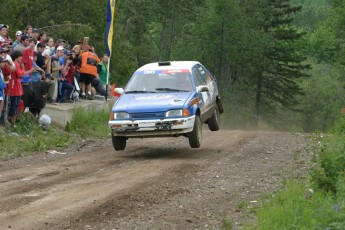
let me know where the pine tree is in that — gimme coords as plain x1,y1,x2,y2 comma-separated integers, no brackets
250,0,310,125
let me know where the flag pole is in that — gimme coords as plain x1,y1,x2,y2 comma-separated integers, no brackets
105,56,111,101
105,0,116,101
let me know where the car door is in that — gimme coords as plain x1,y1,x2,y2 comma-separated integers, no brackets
192,66,210,122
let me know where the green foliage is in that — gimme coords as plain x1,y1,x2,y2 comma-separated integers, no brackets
245,180,345,230
296,61,345,132
0,0,344,130
0,107,110,159
311,117,345,193
0,113,73,158
65,107,110,138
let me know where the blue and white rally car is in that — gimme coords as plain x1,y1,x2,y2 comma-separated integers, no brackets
109,61,224,151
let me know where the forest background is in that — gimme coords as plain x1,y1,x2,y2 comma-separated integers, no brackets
0,0,343,132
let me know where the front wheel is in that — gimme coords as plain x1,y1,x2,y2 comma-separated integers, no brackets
112,135,126,151
208,106,220,131
189,115,202,148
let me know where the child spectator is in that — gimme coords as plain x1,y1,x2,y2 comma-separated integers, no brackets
7,50,37,126
31,52,45,82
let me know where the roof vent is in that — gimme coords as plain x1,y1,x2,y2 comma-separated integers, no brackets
158,61,171,66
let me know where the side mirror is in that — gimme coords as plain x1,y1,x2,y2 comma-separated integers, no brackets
197,85,209,92
114,88,124,95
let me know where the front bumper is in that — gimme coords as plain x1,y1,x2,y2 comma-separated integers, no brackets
109,115,195,137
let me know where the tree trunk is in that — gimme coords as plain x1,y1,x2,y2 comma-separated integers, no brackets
255,74,262,127
159,14,167,62
167,0,176,60
217,16,225,80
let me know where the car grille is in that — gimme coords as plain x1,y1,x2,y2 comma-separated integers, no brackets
130,112,165,119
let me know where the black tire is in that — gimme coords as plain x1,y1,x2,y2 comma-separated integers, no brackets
189,115,202,148
208,106,220,131
112,135,127,151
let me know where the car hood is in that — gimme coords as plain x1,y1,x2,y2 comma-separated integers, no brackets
113,92,193,113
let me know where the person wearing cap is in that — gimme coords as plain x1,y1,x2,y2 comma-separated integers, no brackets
0,24,12,47
13,34,30,53
54,47,74,103
31,28,39,39
11,31,22,51
0,47,15,72
0,56,8,120
6,50,38,125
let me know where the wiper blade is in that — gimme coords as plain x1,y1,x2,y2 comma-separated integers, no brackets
155,88,188,92
125,90,156,94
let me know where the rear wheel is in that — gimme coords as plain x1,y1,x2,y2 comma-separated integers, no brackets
112,135,126,151
189,115,202,148
208,106,220,131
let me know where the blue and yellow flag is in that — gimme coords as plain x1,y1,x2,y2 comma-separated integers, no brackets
105,0,116,57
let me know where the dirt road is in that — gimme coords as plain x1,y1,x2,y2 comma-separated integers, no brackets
0,130,309,229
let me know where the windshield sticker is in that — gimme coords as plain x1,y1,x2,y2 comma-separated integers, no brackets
135,70,163,75
135,69,189,75
162,69,189,74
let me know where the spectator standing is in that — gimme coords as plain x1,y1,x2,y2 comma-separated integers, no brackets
7,50,37,126
78,47,100,99
52,46,74,102
1,45,15,72
14,34,30,53
11,31,22,51
0,48,11,126
97,54,109,85
42,37,54,73
31,52,45,82
24,25,33,37
35,43,46,70
0,57,7,120
38,32,47,44
42,37,55,57
0,24,12,47
31,28,39,39
21,38,36,72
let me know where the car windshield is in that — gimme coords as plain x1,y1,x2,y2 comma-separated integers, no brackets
125,71,193,93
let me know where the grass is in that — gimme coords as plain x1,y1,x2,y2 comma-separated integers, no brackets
0,107,111,159
221,116,345,230
65,107,110,138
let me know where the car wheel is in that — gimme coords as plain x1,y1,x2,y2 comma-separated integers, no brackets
189,115,202,148
208,106,220,131
112,135,126,151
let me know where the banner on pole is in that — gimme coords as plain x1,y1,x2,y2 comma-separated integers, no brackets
105,0,116,57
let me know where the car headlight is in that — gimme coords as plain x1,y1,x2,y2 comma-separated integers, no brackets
114,112,130,120
166,109,190,117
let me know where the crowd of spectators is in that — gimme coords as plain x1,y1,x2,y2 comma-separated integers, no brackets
0,24,110,126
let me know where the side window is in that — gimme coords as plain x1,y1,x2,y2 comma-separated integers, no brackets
197,64,213,84
193,68,204,87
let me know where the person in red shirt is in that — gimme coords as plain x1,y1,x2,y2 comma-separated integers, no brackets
21,38,36,72
7,50,37,125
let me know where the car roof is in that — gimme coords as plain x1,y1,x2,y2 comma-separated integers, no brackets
137,61,200,71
